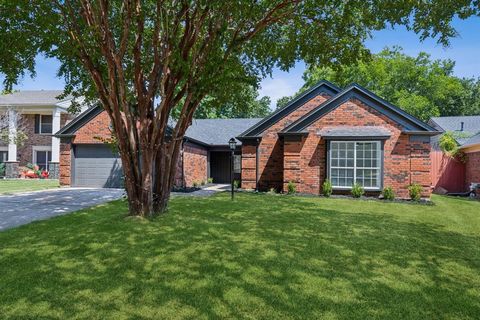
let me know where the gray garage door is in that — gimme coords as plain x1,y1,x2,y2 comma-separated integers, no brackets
73,144,123,188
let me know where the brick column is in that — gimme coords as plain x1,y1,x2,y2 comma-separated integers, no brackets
241,142,258,190
283,135,303,193
5,161,19,179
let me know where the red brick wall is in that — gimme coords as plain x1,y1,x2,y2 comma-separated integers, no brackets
241,143,257,189
466,151,480,186
60,111,209,187
283,98,432,198
177,142,208,187
251,93,331,191
72,111,111,144
59,142,71,186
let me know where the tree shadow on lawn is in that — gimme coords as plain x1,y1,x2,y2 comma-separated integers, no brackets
0,194,479,319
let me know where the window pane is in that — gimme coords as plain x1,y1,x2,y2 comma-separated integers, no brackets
356,158,363,167
330,141,381,189
40,115,53,133
36,151,47,170
0,151,7,163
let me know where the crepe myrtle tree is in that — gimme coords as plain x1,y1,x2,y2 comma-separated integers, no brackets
0,1,478,217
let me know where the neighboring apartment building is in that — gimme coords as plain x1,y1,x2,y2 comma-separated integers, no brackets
0,91,77,178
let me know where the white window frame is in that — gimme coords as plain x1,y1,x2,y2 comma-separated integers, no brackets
32,146,52,169
38,114,53,134
328,140,382,190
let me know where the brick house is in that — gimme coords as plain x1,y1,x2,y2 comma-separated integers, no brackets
238,81,439,198
55,105,260,188
0,91,78,178
429,116,480,193
3,81,440,199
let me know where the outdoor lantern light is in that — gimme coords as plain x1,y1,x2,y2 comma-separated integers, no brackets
228,138,237,200
229,138,237,151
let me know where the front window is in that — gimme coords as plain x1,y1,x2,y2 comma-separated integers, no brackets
329,141,382,189
34,149,52,171
38,115,53,134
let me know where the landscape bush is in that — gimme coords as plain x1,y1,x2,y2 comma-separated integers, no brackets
382,186,395,200
408,183,423,201
287,181,297,194
322,179,333,197
351,183,364,198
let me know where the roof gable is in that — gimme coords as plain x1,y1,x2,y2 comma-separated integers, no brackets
282,83,438,134
55,105,104,136
238,80,341,138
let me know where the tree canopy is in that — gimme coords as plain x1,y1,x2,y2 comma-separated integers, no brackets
1,0,478,216
174,86,271,119
278,47,480,121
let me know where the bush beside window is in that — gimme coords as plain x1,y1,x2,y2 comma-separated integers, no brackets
351,183,364,198
322,179,333,197
382,186,395,200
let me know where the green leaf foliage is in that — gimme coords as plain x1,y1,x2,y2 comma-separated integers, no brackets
301,47,480,121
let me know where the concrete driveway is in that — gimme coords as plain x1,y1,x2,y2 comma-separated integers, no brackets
0,188,124,231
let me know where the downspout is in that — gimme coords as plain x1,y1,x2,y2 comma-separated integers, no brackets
256,138,260,191
181,139,186,189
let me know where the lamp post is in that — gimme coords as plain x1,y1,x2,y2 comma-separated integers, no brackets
229,138,237,200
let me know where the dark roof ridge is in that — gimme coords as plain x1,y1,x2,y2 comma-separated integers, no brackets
237,79,341,138
281,83,437,133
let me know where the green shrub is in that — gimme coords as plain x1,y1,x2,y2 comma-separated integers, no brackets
408,183,423,201
233,180,240,189
0,163,5,177
207,177,213,184
287,181,296,194
200,180,206,186
322,179,333,197
351,183,364,198
192,181,199,188
382,186,395,200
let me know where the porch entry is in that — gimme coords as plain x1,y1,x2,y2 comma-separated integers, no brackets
209,151,241,184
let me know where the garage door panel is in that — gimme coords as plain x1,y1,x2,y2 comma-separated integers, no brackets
73,145,124,188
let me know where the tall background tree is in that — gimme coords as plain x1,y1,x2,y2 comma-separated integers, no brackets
1,0,478,216
278,47,480,120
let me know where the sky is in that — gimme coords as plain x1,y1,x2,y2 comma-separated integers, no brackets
3,16,480,109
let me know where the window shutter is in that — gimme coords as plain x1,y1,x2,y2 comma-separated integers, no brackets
34,115,40,134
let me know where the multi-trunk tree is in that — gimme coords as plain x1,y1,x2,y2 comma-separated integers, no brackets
1,0,478,217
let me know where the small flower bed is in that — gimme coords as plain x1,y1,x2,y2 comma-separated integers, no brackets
19,164,49,179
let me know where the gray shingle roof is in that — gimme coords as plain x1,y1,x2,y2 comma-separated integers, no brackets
186,118,263,145
429,116,480,145
317,126,392,138
0,90,72,106
462,132,480,148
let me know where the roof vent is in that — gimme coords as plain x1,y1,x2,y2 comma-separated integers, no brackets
460,121,464,131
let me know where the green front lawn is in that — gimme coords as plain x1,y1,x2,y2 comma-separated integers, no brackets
0,179,60,194
0,194,479,319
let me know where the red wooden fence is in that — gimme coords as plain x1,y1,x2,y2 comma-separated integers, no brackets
431,150,466,193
